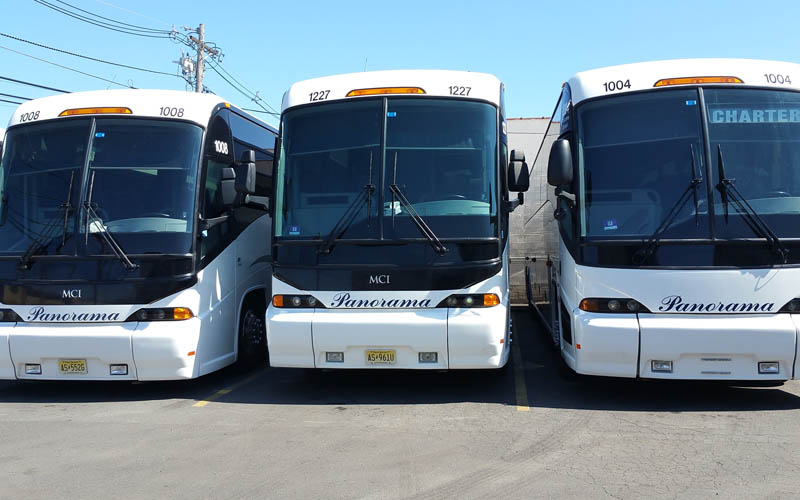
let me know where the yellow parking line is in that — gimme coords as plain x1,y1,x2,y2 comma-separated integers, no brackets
193,367,269,408
512,341,530,412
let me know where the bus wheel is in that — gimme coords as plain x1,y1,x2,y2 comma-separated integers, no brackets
237,300,267,369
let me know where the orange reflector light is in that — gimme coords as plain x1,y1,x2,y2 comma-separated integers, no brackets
483,294,500,307
579,298,601,312
576,344,581,350
272,295,284,307
173,307,193,320
59,107,133,116
654,76,743,87
346,87,425,97
187,351,196,356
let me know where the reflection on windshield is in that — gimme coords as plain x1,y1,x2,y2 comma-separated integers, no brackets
0,118,202,256
275,98,498,241
578,87,800,243
274,99,381,239
578,89,708,239
706,88,800,238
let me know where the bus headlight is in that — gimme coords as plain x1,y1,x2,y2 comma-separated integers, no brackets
0,309,22,322
437,294,500,308
125,307,194,322
272,295,325,308
579,298,650,313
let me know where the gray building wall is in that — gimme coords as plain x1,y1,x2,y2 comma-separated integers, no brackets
507,117,555,304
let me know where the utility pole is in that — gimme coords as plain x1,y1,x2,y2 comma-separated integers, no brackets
194,23,204,93
181,23,220,93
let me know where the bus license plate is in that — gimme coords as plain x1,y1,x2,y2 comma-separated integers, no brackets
366,350,396,365
59,359,87,374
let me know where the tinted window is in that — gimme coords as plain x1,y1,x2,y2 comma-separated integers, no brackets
577,89,707,239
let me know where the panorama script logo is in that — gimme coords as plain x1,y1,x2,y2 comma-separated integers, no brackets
658,295,775,313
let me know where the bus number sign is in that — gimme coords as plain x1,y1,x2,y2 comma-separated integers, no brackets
213,140,229,155
309,90,330,102
159,106,184,118
603,79,631,92
764,73,792,85
19,111,40,122
449,86,471,96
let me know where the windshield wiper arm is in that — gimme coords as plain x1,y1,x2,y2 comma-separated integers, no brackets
717,145,789,263
318,156,376,255
83,171,138,271
633,145,702,265
18,170,76,270
389,152,448,256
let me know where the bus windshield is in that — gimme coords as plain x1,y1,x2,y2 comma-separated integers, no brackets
0,118,202,256
576,89,708,240
274,98,498,243
576,87,800,242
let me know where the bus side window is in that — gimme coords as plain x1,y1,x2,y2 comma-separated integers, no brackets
554,86,577,252
229,111,275,205
199,157,233,262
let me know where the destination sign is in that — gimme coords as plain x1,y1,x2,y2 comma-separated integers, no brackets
708,107,800,124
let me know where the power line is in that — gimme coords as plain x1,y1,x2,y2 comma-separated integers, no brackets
206,61,279,116
0,44,133,88
214,62,279,114
0,32,179,77
0,92,32,101
0,75,70,93
206,62,274,115
242,107,280,117
53,0,172,33
93,0,174,29
0,98,23,105
33,0,174,38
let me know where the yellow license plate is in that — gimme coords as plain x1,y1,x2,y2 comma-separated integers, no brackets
59,359,87,374
365,350,396,365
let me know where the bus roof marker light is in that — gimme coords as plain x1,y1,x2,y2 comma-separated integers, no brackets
653,76,744,87
346,87,426,97
59,107,133,116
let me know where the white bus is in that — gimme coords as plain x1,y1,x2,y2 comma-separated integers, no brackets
0,89,276,380
528,58,800,381
267,70,529,369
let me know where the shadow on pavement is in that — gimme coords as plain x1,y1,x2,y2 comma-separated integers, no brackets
514,305,800,412
2,306,799,411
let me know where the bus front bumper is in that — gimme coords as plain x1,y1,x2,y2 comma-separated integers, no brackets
572,311,797,380
0,320,201,381
266,305,509,369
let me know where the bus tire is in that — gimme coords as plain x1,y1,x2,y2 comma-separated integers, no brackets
237,296,268,370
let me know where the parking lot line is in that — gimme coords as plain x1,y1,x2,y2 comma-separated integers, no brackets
192,367,269,407
512,341,530,411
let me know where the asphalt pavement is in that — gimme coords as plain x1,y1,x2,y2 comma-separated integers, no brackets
1,307,799,499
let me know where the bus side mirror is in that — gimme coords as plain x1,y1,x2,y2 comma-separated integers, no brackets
220,167,237,206
235,149,257,195
508,149,530,192
548,139,573,186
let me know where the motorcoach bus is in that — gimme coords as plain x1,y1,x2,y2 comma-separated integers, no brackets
0,89,276,380
267,70,529,370
527,58,800,381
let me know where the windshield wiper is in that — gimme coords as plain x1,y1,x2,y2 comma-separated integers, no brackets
388,152,448,256
83,171,138,271
318,154,375,255
18,170,76,270
716,145,789,263
633,145,703,264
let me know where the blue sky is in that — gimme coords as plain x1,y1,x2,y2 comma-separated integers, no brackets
1,0,799,129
